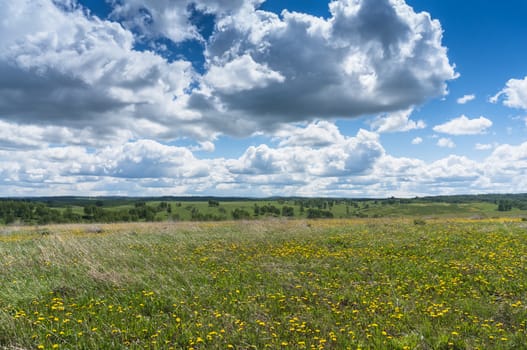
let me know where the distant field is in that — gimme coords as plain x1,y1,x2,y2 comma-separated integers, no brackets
2,195,527,225
1,218,527,349
48,199,527,221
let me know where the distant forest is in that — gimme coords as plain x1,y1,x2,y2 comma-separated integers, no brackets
0,194,526,225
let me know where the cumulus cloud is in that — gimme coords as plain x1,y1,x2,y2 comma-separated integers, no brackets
412,137,423,145
274,121,345,147
70,140,211,179
370,108,426,133
205,54,285,92
190,0,456,134
457,94,475,104
491,76,527,109
423,155,480,183
0,120,127,150
190,141,216,152
437,137,455,148
0,0,457,143
109,0,261,43
475,143,493,151
0,0,204,142
433,115,492,135
229,128,384,177
1,119,527,196
0,139,221,196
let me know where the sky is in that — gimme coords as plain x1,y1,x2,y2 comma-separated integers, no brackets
0,0,526,197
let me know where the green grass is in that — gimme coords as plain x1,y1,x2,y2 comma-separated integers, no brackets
44,198,527,224
1,218,527,349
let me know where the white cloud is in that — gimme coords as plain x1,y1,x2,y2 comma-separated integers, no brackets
228,128,384,177
0,0,457,142
491,76,527,109
433,115,492,135
274,121,345,147
370,108,426,133
0,0,204,142
412,137,423,145
475,143,493,151
109,0,262,43
205,54,285,92
1,121,527,196
423,155,480,183
192,141,216,152
457,94,475,104
437,137,455,148
191,0,457,134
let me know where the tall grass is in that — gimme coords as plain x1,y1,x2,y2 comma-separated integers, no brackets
1,219,526,349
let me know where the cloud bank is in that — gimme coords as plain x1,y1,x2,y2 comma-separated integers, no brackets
0,121,525,197
0,0,456,141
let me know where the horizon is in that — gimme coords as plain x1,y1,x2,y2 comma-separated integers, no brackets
1,193,525,201
0,0,526,197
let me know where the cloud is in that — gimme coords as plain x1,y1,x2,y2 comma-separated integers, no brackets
190,0,457,134
72,140,211,179
0,0,457,143
228,128,384,177
437,137,455,148
0,0,206,142
491,76,527,109
457,94,475,104
0,120,124,150
1,120,527,196
370,108,426,133
475,143,493,151
204,54,285,92
109,0,261,43
423,155,480,183
0,0,456,142
433,115,492,135
0,139,221,196
412,137,423,145
274,121,345,147
190,141,216,152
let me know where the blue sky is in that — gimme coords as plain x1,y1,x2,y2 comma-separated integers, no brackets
0,0,526,197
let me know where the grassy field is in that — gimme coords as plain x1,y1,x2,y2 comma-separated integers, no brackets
1,218,527,349
53,199,527,222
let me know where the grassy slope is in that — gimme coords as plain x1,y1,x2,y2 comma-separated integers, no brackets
57,200,527,222
1,219,527,349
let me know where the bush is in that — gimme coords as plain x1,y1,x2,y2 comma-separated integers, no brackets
306,208,333,219
232,208,251,220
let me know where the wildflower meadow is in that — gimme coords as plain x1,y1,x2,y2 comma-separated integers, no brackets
1,218,526,349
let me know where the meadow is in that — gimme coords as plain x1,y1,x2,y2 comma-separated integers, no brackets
1,218,527,349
